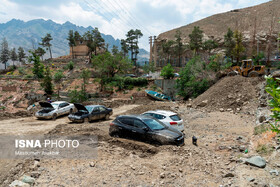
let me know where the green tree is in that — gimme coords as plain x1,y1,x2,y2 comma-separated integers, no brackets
202,40,218,56
74,31,82,41
67,30,76,59
10,47,18,66
176,56,209,99
125,29,143,66
224,28,235,63
35,47,46,61
160,63,175,79
121,39,129,58
162,40,175,65
233,30,245,65
143,61,155,74
29,51,44,79
189,26,203,56
41,66,53,95
54,71,64,98
92,27,105,56
265,76,280,134
40,33,53,59
112,45,119,55
18,47,26,63
0,38,9,69
80,69,91,94
174,30,184,67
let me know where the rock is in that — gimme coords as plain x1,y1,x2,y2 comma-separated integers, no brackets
21,176,35,185
245,156,266,168
198,100,208,107
269,169,279,176
160,172,165,178
219,108,224,112
223,173,234,178
30,171,41,178
187,103,192,107
179,168,183,173
247,177,255,182
259,116,266,123
9,180,30,187
239,145,246,152
130,165,135,170
89,162,95,167
138,171,145,175
236,136,244,140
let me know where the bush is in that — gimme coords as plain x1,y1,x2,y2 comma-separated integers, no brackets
68,89,88,103
18,67,25,75
176,56,210,99
160,63,174,79
256,144,274,155
67,61,74,71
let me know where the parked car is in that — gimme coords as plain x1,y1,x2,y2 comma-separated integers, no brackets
141,74,152,78
109,115,184,146
35,101,75,120
142,110,184,132
174,73,180,77
68,104,113,123
124,74,136,78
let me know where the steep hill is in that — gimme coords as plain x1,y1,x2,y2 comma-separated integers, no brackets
0,19,149,61
158,0,280,51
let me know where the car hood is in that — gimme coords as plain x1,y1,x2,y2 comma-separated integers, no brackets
156,128,182,139
39,102,54,108
74,103,88,112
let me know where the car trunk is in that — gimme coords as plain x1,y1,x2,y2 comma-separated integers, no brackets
73,104,89,116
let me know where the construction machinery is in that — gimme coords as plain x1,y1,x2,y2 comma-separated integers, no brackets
227,59,266,77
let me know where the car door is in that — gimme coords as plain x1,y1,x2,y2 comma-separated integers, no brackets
98,106,107,119
57,103,65,116
90,107,100,121
132,119,148,141
118,118,134,137
62,103,70,114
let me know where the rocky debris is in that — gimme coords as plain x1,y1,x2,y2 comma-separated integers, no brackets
89,162,95,167
223,173,235,178
20,175,35,186
9,180,30,187
245,156,266,168
160,172,165,179
272,70,280,78
197,100,208,107
269,169,279,176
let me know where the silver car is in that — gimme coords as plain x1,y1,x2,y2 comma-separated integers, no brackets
35,101,75,120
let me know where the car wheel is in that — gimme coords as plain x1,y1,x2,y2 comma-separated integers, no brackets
105,114,110,120
52,113,57,120
109,131,120,138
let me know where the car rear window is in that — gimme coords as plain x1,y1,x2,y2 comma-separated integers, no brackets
170,115,181,121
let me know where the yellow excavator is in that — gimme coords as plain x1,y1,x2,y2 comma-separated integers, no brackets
227,59,266,77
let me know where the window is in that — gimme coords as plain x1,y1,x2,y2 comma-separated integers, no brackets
143,119,165,130
133,120,146,129
119,118,133,126
99,106,106,112
170,115,181,121
92,107,100,113
153,114,166,120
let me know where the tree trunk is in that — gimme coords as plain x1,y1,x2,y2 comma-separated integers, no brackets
4,62,6,70
49,46,52,59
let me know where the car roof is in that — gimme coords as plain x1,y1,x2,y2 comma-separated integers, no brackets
85,105,104,107
52,101,68,104
117,115,153,120
143,110,177,116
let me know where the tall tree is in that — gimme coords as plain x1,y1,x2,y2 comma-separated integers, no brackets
29,51,44,79
18,47,26,63
112,45,119,55
121,39,128,58
189,26,203,56
40,33,53,59
74,31,82,41
80,69,91,94
67,30,76,59
162,40,175,65
233,30,245,65
54,70,64,98
175,30,184,67
10,47,18,66
0,38,9,69
35,47,46,61
92,27,105,56
202,39,218,56
125,29,143,66
224,28,235,63
41,66,53,95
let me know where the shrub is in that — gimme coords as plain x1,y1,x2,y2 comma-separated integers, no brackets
160,63,174,79
67,61,74,71
18,67,25,75
68,89,88,103
256,144,274,155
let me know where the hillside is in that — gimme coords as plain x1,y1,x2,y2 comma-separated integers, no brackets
0,19,149,61
158,0,280,52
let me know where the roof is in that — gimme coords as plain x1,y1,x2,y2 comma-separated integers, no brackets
117,115,154,120
143,110,177,116
85,105,104,107
52,101,69,104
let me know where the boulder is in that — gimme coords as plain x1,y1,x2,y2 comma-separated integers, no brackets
20,175,35,185
9,180,30,187
245,156,266,168
197,100,208,107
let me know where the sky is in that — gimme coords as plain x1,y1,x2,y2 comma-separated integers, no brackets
0,0,271,51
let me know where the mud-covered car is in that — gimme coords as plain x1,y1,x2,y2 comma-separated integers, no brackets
35,101,75,120
109,115,184,146
68,104,113,123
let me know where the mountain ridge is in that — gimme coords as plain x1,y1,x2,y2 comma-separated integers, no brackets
0,19,149,61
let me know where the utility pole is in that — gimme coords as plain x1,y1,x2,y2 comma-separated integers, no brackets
149,36,153,63
154,36,158,68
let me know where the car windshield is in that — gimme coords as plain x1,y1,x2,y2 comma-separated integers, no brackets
85,106,94,113
143,119,166,130
51,103,59,108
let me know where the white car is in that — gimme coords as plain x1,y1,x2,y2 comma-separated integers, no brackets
142,110,184,132
35,101,75,120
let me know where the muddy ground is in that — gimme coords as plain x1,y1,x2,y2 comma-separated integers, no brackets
1,76,279,187
1,101,279,187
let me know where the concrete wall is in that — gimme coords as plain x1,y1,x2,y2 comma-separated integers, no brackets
154,79,177,98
